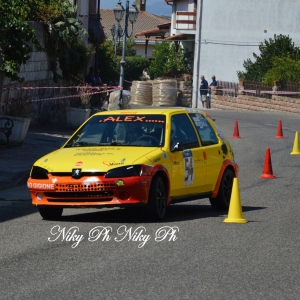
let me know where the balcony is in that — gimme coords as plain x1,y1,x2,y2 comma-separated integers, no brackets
176,11,196,30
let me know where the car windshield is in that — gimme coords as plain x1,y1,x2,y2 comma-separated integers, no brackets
64,114,166,148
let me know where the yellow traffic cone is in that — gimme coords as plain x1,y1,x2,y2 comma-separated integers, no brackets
290,131,300,155
223,178,247,224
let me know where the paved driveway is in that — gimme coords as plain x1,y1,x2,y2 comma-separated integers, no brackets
0,110,299,299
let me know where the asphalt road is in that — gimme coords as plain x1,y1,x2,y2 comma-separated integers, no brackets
1,110,300,300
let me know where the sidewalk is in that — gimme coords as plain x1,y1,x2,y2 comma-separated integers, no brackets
0,125,73,191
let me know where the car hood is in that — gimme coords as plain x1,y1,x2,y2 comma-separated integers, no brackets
34,146,160,172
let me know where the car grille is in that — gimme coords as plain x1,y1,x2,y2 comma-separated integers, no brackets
46,198,112,203
45,191,113,198
55,183,116,192
45,190,114,203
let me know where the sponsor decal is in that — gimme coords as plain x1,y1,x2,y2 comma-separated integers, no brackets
83,177,100,186
75,161,83,166
99,116,165,123
102,116,146,122
116,179,125,187
27,182,55,190
74,152,113,156
183,150,194,186
52,178,58,183
103,158,126,166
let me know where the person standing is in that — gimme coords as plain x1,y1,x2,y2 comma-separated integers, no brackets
207,75,218,109
86,67,95,85
199,75,208,108
94,69,103,86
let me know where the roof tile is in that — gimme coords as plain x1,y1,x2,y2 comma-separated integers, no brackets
100,9,170,41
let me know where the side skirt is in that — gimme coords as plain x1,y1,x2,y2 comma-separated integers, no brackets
171,192,212,204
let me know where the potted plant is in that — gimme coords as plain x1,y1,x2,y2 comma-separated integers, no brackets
66,85,92,128
0,96,31,146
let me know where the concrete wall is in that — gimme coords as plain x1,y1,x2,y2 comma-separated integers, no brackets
135,43,155,58
199,0,300,82
1,22,74,125
211,94,300,115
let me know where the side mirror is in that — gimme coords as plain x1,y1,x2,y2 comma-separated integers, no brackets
171,142,184,152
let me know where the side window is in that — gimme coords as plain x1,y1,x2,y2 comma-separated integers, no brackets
189,113,219,146
171,114,199,149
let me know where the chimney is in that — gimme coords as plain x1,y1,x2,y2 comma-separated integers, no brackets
135,0,146,12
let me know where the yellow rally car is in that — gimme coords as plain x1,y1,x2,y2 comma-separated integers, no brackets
27,108,238,220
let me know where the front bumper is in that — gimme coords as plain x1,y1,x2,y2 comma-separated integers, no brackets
28,174,151,207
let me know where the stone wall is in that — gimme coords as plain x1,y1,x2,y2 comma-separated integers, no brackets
2,22,74,125
211,94,300,114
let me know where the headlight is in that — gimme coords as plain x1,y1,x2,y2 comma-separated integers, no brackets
105,165,142,178
31,166,49,179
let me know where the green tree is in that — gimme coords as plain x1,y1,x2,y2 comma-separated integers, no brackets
116,56,150,82
39,0,91,82
98,41,119,83
0,0,42,81
263,55,300,84
116,37,137,56
237,34,300,81
0,0,93,83
148,41,192,79
98,41,150,84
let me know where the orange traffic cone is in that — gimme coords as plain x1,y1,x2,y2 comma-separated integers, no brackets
275,120,284,138
223,178,247,224
290,131,300,155
232,120,241,139
260,147,276,178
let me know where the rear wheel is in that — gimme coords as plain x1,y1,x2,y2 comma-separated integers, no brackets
148,176,167,221
209,168,234,211
38,207,63,220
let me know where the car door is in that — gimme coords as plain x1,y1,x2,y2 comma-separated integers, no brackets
189,113,224,192
169,113,207,197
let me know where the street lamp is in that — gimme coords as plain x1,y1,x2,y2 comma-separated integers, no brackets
110,23,122,63
112,0,139,108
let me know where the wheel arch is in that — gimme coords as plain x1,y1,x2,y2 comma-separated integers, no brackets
211,160,238,198
149,165,171,205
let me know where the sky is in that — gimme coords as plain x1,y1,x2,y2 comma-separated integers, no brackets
100,0,172,16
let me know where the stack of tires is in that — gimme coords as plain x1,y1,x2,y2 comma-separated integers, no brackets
152,79,177,106
177,80,192,107
130,81,152,106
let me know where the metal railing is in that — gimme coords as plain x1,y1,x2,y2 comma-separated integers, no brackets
215,80,300,99
217,81,238,97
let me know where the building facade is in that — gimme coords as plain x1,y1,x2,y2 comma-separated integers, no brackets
166,0,300,107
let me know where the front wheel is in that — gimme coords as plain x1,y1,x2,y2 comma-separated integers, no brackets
209,168,234,211
148,176,167,221
38,207,63,220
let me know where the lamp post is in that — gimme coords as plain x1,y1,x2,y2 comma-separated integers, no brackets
112,0,139,108
110,23,122,64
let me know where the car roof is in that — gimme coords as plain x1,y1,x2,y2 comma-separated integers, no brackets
94,107,206,116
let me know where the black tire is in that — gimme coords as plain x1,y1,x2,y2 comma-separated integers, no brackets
148,176,167,221
38,207,63,220
209,168,234,211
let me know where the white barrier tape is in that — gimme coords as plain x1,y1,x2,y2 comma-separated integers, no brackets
260,91,300,95
29,87,120,103
2,85,118,91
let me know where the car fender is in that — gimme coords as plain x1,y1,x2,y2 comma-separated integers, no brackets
211,159,238,198
149,164,171,206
